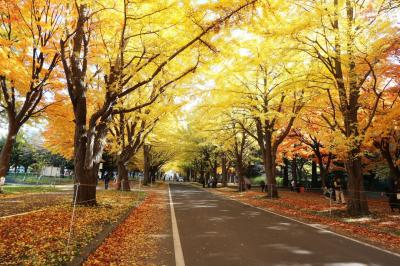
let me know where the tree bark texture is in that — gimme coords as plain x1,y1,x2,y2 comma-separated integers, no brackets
143,144,150,186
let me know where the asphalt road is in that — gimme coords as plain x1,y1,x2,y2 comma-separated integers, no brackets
169,183,400,266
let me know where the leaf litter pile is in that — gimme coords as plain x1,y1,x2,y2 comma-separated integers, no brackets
0,190,140,265
212,187,400,253
85,187,168,265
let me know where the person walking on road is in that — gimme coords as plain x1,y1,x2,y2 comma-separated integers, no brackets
333,177,346,204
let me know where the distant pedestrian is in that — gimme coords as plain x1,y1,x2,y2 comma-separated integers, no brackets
291,180,296,192
333,177,345,204
212,177,217,188
260,180,265,192
245,177,251,190
323,186,334,200
104,172,110,190
0,176,5,193
384,186,400,212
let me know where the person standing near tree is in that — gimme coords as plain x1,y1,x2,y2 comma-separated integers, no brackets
0,176,5,193
291,179,296,192
260,180,265,192
104,172,110,190
334,177,346,204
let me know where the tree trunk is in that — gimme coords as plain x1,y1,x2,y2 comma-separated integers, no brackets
311,160,318,188
221,154,228,187
200,164,205,187
262,131,278,197
0,124,18,178
264,153,278,197
212,161,218,180
192,169,196,182
379,140,400,191
63,4,112,205
149,167,157,183
316,153,327,188
283,158,289,187
186,168,190,181
143,144,150,186
236,164,245,192
72,94,99,205
297,161,304,183
60,164,65,178
345,154,369,216
73,162,98,206
117,160,130,191
291,159,298,184
206,171,210,186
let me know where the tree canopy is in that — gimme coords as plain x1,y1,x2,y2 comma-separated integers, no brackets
0,0,399,215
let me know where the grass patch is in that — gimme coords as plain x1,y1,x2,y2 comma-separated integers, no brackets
250,175,265,185
1,185,62,194
6,174,74,185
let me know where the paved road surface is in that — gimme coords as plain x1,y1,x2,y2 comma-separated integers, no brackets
169,183,400,266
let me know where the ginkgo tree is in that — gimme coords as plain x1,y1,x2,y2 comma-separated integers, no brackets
58,0,258,204
365,43,400,192
0,0,62,180
209,30,313,197
108,88,180,191
287,0,399,215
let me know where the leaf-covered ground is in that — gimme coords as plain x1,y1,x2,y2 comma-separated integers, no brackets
0,190,141,265
0,190,71,217
85,184,169,265
210,187,400,253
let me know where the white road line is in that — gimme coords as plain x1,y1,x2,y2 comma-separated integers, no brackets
209,189,400,258
169,184,186,266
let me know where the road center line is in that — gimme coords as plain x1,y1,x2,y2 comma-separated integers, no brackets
169,184,186,266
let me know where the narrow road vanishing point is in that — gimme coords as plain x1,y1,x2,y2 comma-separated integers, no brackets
168,183,400,266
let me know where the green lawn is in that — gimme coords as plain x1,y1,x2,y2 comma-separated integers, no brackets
6,173,74,185
1,185,62,194
250,175,265,185
250,175,283,186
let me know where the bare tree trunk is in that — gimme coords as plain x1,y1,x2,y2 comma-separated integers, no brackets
71,82,101,205
345,154,368,216
200,163,205,187
311,160,318,188
221,153,228,187
0,124,17,178
283,158,289,187
316,154,328,188
377,139,400,191
264,152,278,197
206,171,210,187
143,144,150,186
291,159,298,184
237,164,245,192
117,160,130,191
73,162,98,206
